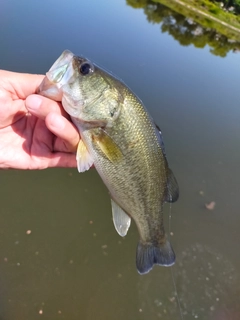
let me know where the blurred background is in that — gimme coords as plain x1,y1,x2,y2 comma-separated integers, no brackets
0,0,240,319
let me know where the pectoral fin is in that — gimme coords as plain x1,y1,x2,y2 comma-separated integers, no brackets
165,168,179,203
111,199,131,237
76,140,94,172
92,129,123,163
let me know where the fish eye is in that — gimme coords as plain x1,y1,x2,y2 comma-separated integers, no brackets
79,62,94,75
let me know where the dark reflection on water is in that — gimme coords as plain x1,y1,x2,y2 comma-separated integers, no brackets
1,0,240,319
127,0,240,57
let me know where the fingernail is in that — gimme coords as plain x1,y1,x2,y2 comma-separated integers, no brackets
26,95,42,110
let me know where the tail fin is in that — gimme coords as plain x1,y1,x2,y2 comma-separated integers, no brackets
136,240,175,275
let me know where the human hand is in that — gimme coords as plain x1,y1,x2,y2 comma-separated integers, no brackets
0,70,79,169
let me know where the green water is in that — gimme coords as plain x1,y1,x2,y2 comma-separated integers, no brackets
0,0,240,319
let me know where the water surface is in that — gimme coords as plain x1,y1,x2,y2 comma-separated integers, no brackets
0,0,240,319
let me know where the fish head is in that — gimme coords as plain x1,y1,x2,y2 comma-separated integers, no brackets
38,50,122,126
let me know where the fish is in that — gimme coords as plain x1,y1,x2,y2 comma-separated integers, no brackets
38,50,179,274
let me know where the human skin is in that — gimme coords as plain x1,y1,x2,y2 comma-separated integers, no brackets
0,70,79,169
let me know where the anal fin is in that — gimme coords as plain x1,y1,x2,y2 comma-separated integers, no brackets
111,199,131,237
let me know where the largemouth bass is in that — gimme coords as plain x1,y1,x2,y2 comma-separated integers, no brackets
38,50,179,274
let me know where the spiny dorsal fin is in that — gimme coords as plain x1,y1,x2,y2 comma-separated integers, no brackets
155,124,179,203
155,123,167,158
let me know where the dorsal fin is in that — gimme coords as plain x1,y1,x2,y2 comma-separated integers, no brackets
166,168,179,203
155,123,167,157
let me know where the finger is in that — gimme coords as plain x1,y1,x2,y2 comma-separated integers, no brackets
25,94,64,119
46,112,80,151
0,70,44,98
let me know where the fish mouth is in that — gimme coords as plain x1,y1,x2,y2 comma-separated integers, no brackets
38,50,75,101
48,50,74,73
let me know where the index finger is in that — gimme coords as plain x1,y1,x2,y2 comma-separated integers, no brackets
0,70,44,99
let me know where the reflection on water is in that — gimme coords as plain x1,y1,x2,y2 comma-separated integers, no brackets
127,0,240,56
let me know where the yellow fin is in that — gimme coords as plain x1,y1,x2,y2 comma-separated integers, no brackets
76,140,94,172
93,129,122,163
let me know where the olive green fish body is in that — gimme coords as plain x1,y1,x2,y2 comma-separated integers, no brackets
80,88,167,240
38,50,179,274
